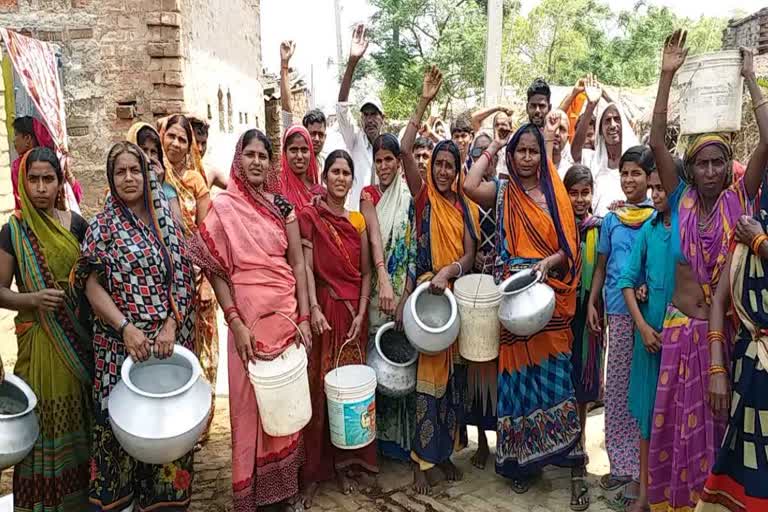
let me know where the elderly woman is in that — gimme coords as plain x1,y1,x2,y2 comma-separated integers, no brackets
79,142,197,511
0,147,92,511
647,31,768,512
464,119,586,510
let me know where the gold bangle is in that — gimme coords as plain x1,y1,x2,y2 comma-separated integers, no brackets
707,330,726,344
708,365,728,376
751,234,768,255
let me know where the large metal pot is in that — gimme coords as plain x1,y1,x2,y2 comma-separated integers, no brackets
0,374,39,470
368,322,418,397
498,271,555,336
108,345,211,465
403,281,460,354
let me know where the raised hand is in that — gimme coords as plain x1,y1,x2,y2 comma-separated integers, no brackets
573,78,586,95
421,66,443,102
349,24,369,59
661,29,689,74
280,40,296,65
584,74,602,104
741,46,755,79
543,111,562,139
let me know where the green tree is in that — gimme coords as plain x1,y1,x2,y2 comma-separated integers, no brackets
368,0,488,117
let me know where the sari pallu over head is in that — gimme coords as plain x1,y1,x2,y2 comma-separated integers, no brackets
11,151,92,383
501,124,580,317
272,125,320,211
158,114,207,235
416,139,481,273
77,143,194,404
189,131,300,360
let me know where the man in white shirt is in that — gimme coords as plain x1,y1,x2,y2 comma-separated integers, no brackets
336,24,384,211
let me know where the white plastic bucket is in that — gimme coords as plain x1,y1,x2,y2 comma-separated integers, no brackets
248,344,312,437
678,50,744,135
324,365,377,450
454,274,502,362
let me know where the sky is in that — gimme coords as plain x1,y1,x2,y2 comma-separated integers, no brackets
260,0,764,109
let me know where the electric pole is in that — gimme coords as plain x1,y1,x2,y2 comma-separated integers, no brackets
484,0,503,106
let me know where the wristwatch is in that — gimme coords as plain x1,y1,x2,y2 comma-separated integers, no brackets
117,318,129,338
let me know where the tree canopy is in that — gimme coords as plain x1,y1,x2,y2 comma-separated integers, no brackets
363,0,730,118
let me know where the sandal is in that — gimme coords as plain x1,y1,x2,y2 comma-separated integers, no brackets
606,490,636,511
511,477,531,494
570,475,590,511
599,474,631,491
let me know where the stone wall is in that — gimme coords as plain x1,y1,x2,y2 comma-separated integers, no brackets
0,0,263,213
723,8,768,54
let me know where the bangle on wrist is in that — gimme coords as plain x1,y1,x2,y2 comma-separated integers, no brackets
296,314,310,324
707,330,726,345
117,318,129,338
751,234,768,255
310,304,321,312
708,365,728,376
453,261,463,277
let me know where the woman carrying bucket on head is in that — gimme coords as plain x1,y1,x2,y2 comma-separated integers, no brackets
400,66,479,496
190,129,312,512
298,149,379,507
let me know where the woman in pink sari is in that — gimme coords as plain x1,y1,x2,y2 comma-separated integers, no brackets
191,129,312,512
272,124,321,211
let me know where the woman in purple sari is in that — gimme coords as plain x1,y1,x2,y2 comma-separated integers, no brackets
646,31,768,512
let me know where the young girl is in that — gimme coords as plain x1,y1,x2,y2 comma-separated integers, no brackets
564,165,604,448
587,146,656,501
618,168,675,512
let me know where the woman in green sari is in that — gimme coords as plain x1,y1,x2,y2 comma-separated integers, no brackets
0,147,93,512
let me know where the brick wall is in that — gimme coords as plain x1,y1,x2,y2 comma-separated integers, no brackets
0,0,264,213
723,8,768,54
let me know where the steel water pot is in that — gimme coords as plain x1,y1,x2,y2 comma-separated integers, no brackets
402,281,460,354
108,345,211,465
367,322,418,397
498,270,555,337
0,374,39,470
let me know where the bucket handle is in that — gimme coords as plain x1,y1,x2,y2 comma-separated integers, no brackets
332,335,364,383
250,311,308,358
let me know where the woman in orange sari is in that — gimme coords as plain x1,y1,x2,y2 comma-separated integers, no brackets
464,123,587,511
191,129,310,511
400,67,479,496
160,114,219,447
299,150,376,507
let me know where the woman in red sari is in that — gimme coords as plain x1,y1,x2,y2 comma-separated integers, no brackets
273,125,321,211
191,129,311,512
299,149,377,507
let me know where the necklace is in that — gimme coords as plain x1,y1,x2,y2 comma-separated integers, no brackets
523,183,538,193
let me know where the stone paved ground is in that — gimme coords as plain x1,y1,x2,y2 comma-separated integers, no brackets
191,398,618,512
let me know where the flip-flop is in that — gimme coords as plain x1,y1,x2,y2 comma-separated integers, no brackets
599,474,631,491
570,476,590,511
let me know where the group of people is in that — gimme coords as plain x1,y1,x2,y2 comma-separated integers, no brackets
1,23,767,512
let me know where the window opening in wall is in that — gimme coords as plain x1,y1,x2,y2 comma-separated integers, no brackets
207,104,212,120
217,87,225,132
238,112,243,124
226,89,233,133
245,113,249,124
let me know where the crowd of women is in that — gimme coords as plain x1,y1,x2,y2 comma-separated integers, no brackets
0,25,767,512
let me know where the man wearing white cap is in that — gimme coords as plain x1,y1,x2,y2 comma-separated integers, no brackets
337,23,384,211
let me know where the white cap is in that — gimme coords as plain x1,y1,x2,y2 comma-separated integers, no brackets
360,96,384,115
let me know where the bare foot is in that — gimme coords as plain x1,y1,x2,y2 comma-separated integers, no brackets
412,466,432,495
437,460,463,481
283,494,305,512
471,431,490,470
354,471,378,491
626,500,650,512
337,471,358,495
300,482,319,509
